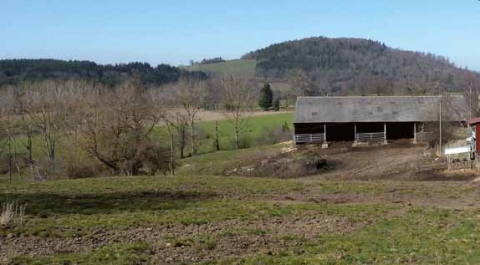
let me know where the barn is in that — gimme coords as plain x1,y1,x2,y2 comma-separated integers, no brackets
293,96,468,145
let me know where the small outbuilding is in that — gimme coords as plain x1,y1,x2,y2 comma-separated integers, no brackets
467,117,480,158
293,96,467,145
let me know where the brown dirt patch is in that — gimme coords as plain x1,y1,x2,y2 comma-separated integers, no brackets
296,140,477,182
0,214,365,264
276,180,480,210
223,140,477,182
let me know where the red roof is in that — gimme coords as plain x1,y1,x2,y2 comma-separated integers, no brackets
468,117,480,125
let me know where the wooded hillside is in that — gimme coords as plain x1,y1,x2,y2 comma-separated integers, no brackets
242,37,478,95
0,59,207,87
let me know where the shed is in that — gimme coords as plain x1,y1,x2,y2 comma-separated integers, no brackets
468,117,480,157
293,96,468,144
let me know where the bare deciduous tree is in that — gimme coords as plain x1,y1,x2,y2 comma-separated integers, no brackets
161,78,205,156
287,70,314,102
9,81,71,179
219,75,255,149
79,81,166,176
462,72,480,119
17,81,65,170
0,88,16,184
176,78,205,156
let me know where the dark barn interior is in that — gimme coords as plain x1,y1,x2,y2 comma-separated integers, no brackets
327,123,355,141
385,122,415,140
294,122,416,142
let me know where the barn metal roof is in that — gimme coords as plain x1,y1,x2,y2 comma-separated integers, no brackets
294,96,468,123
468,117,480,125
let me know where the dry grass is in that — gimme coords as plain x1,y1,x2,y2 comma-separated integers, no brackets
1,200,26,226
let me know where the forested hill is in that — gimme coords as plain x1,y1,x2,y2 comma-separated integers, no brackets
0,59,207,87
242,37,477,95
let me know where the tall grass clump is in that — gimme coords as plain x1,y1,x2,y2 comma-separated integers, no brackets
1,200,27,226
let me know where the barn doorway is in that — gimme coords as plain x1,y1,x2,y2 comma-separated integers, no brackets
326,123,355,141
386,122,415,140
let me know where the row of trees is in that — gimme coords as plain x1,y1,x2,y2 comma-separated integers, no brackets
0,59,207,87
0,75,258,181
189,57,226,66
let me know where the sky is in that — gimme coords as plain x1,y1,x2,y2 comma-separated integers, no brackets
1,0,480,70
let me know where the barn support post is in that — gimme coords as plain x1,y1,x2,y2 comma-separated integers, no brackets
413,122,417,144
292,124,297,145
354,123,357,142
383,123,387,144
324,123,327,142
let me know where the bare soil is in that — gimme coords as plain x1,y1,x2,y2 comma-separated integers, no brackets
227,140,477,182
0,215,371,264
300,140,475,182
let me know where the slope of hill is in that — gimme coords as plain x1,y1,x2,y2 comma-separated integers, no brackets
0,59,207,87
242,37,478,95
184,59,256,77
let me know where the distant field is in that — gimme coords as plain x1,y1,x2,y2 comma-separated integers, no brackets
156,112,294,155
183,59,256,77
162,110,292,124
198,112,293,151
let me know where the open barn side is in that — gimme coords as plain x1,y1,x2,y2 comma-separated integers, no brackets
294,122,417,144
293,96,467,145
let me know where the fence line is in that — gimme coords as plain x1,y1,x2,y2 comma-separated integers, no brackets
294,133,325,144
355,132,385,143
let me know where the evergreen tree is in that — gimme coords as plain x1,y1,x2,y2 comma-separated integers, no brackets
258,83,273,111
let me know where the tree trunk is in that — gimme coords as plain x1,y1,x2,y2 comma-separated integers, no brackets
8,137,12,185
180,128,186,159
12,137,22,182
190,121,196,156
235,123,239,150
215,121,220,151
46,136,55,161
26,130,35,179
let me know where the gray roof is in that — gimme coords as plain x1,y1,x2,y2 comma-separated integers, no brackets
294,96,468,123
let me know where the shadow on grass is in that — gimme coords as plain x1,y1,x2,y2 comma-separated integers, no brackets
0,190,217,217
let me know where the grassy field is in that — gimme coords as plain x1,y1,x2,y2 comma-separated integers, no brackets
2,173,480,264
183,59,256,77
156,112,294,155
3,113,480,264
196,112,293,151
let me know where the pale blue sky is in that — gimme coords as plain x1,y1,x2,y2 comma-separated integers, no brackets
1,0,479,70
